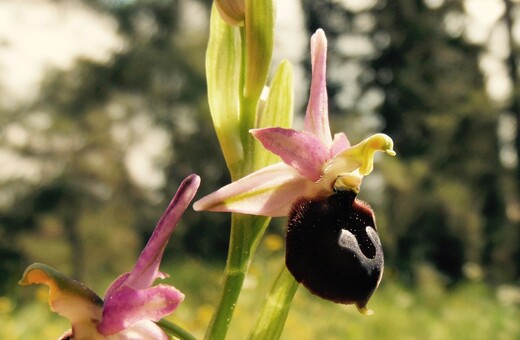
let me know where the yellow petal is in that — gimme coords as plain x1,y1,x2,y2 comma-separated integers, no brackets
320,133,395,192
19,263,103,337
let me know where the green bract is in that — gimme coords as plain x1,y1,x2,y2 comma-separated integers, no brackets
206,0,283,179
244,0,275,101
206,5,243,177
254,60,294,171
203,2,292,339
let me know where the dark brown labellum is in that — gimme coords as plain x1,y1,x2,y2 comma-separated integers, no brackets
285,190,383,312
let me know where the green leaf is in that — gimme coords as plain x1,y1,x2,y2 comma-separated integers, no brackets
248,264,299,340
254,60,294,170
206,4,243,176
243,0,275,101
156,319,197,340
204,214,271,340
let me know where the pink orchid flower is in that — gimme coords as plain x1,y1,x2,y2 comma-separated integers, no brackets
193,29,395,217
20,174,200,339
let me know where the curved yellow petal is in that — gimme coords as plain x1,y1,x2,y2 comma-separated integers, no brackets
320,133,395,193
342,133,395,176
19,263,103,338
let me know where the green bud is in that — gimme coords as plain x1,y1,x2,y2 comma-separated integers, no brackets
244,0,275,100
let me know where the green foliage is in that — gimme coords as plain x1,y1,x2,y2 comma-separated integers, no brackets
253,60,294,170
3,251,519,340
206,4,243,176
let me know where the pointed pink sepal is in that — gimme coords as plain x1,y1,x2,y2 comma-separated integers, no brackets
251,127,329,181
193,162,319,217
125,174,200,290
330,132,350,158
98,174,200,335
304,29,332,147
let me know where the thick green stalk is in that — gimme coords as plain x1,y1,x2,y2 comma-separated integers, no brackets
203,27,267,339
248,264,299,340
237,27,260,177
204,214,270,340
204,2,277,338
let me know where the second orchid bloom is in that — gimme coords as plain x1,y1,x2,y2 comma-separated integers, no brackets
20,175,201,339
195,29,395,313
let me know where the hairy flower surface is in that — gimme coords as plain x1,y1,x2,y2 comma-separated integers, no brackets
20,174,200,339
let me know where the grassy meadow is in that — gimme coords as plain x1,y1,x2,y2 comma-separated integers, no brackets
2,235,520,340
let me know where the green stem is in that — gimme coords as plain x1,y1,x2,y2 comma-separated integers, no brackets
205,18,271,340
238,27,260,177
156,319,197,340
204,214,270,340
248,263,299,340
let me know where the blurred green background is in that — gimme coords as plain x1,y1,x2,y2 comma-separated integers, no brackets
1,0,520,339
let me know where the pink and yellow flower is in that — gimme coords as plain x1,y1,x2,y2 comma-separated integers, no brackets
194,29,395,217
195,29,395,313
20,174,200,339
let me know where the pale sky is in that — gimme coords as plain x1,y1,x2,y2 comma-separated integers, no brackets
0,0,514,106
0,0,123,107
0,0,307,195
0,0,517,190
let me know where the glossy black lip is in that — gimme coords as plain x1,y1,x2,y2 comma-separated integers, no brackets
285,190,384,310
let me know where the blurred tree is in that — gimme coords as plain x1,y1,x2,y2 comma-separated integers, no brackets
0,0,229,295
504,0,520,184
370,0,512,283
104,0,231,261
494,0,520,281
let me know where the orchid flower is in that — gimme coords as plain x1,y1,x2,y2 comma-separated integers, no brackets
193,29,395,217
19,174,200,339
194,29,395,314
